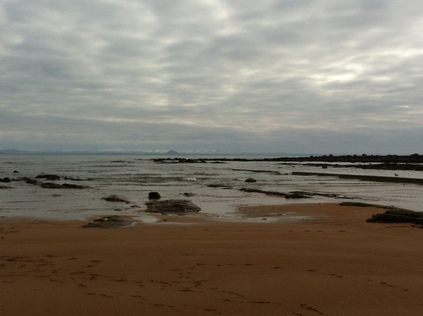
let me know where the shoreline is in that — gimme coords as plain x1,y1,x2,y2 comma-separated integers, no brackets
1,203,423,315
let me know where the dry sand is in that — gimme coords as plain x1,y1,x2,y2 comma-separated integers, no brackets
1,203,423,315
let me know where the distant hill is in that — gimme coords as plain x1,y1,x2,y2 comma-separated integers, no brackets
164,150,180,155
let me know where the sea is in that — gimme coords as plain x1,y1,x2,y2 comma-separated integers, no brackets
0,155,422,222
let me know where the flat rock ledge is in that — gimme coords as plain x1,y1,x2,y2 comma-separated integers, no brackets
366,209,423,227
340,202,423,228
102,195,131,204
41,182,89,189
145,199,201,215
82,215,134,229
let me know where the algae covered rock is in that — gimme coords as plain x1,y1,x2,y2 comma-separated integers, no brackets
145,199,201,215
367,209,423,227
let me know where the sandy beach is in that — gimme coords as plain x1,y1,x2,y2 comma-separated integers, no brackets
1,203,423,315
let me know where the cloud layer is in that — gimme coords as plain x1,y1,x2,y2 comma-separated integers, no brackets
1,0,423,153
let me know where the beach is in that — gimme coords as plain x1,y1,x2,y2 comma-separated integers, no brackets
1,203,423,315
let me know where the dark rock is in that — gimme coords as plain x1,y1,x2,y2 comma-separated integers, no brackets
36,174,61,181
340,202,423,228
23,178,39,185
145,199,201,215
41,182,88,189
240,188,287,197
148,192,161,200
102,195,131,204
292,171,423,185
0,185,12,189
13,170,19,174
82,215,133,229
183,192,196,197
285,192,311,199
0,177,11,183
63,176,85,181
207,184,233,189
366,209,423,227
245,178,257,183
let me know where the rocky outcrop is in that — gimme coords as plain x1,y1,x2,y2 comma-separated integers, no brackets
21,177,39,185
102,195,131,203
293,172,423,185
366,209,423,227
41,182,88,189
340,202,423,228
145,199,201,215
152,154,423,166
285,192,311,199
240,188,287,197
82,216,134,229
36,174,61,181
240,188,339,199
207,184,233,189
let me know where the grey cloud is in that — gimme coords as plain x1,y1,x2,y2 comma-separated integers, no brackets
1,0,422,154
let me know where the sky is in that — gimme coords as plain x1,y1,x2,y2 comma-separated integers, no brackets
1,0,423,154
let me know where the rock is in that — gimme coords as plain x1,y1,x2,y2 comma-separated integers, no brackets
102,195,131,204
183,192,195,197
240,188,287,197
245,178,257,183
207,184,233,189
23,178,39,185
0,177,11,183
82,215,133,229
36,174,61,180
366,209,423,227
145,199,201,215
63,176,85,181
285,192,311,199
41,182,88,189
148,192,161,200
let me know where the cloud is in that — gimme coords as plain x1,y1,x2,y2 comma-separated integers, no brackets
1,0,423,154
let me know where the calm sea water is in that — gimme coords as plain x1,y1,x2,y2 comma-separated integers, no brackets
0,155,422,221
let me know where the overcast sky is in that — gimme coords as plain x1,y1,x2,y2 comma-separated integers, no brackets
1,0,422,154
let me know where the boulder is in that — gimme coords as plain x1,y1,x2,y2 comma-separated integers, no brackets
245,178,257,183
145,199,201,215
148,192,161,200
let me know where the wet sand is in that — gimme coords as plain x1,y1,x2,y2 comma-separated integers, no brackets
1,203,423,315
